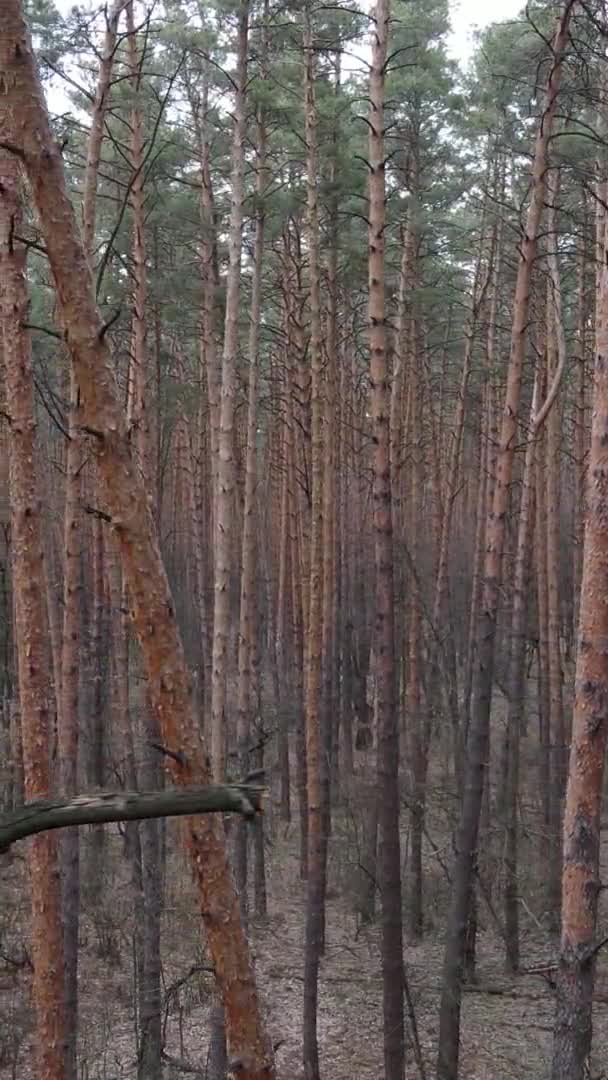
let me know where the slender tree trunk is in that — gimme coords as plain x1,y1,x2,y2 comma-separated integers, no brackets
87,511,106,804
2,10,275,1077
275,416,291,821
59,364,82,1080
551,116,608,1080
81,0,126,257
287,360,308,880
462,384,491,733
125,7,162,1072
0,149,67,1080
572,227,588,638
58,4,125,1058
405,313,426,942
503,382,538,972
302,10,326,1076
437,8,574,1077
211,0,249,782
545,171,566,936
368,2,404,1076
235,72,268,926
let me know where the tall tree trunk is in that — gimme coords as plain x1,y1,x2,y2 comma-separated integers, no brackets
437,8,574,1077
302,9,326,1077
192,75,218,706
287,359,308,880
545,169,566,936
368,2,405,1076
235,68,268,925
211,0,249,782
81,0,126,257
550,118,608,1080
275,415,291,821
59,364,82,1080
503,381,538,972
59,4,126,1060
405,311,426,942
572,226,589,638
1,9,275,1078
125,6,162,1073
0,149,67,1080
80,1,124,889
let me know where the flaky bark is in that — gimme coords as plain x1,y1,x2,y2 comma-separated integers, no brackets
0,8,274,1077
368,2,404,1077
287,357,308,880
405,315,426,943
235,63,268,923
551,78,608,1080
81,0,125,897
59,364,82,1080
124,8,162,1074
0,150,66,1080
573,228,589,636
302,11,326,1078
0,785,264,850
503,381,538,973
437,7,575,1078
275,415,291,821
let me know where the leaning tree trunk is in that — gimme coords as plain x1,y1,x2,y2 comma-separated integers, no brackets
0,150,67,1080
368,2,405,1077
0,8,275,1078
551,92,608,1080
437,6,575,1078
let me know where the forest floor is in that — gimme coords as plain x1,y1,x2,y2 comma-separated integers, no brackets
2,776,608,1080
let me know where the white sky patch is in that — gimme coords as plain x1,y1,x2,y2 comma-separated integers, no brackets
447,0,524,64
51,0,525,61
46,0,525,118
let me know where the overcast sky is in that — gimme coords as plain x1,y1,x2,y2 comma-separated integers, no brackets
449,0,523,60
50,0,524,63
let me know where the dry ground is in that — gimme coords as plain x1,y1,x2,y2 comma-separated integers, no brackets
2,781,608,1080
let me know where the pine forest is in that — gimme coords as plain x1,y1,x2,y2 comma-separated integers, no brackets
3,0,608,1077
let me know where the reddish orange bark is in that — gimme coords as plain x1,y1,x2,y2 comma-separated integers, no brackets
551,87,608,1080
1,7,274,1077
0,150,67,1080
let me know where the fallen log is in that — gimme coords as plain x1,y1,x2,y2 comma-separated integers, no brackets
0,785,264,852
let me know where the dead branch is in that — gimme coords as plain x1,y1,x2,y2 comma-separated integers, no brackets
0,784,265,852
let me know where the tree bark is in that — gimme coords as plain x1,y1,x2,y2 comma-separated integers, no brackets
545,168,566,935
59,364,82,1080
551,76,608,1080
0,785,265,850
0,9,275,1077
368,2,405,1076
0,150,67,1080
211,0,249,781
437,7,575,1077
124,7,162,1073
235,52,268,926
503,381,538,973
302,10,326,1077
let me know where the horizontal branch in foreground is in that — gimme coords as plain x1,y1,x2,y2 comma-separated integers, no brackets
0,785,265,852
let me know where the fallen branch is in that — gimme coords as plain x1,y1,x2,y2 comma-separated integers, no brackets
0,785,265,852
